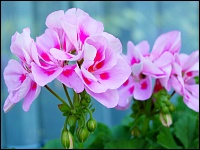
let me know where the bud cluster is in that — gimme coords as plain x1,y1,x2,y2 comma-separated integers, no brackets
153,89,175,127
58,90,97,148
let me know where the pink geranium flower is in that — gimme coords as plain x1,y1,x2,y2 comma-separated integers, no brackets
3,28,41,112
31,8,104,93
116,40,165,110
170,50,199,112
75,33,131,108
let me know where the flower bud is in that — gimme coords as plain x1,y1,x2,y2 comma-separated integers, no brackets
61,129,74,149
86,118,97,132
67,115,77,127
81,99,89,107
161,106,169,114
159,113,172,127
131,126,140,138
169,104,175,112
77,127,90,143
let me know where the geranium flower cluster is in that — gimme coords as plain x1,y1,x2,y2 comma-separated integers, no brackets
3,8,131,112
116,31,199,112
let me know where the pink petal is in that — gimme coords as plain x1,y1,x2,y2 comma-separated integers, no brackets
101,32,122,54
116,77,134,110
159,65,172,91
31,62,63,86
136,40,150,56
61,22,78,50
45,10,64,29
150,30,181,60
4,59,27,92
95,56,131,90
142,58,165,78
23,82,41,111
85,87,119,108
153,52,173,68
170,75,184,96
57,65,84,93
36,29,60,55
185,84,199,98
3,93,15,113
183,90,199,112
127,41,140,65
133,76,152,100
182,50,199,72
50,48,75,60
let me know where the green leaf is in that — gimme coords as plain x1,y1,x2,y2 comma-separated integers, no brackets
104,138,147,149
83,122,112,149
111,125,131,140
58,104,70,113
157,127,182,149
174,113,197,148
42,139,63,149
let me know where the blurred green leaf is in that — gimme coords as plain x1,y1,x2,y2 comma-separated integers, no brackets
104,138,147,149
157,127,182,149
83,122,112,149
174,113,198,148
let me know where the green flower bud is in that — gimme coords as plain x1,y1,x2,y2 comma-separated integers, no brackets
61,129,74,149
71,109,76,115
165,100,171,107
81,99,89,107
86,118,97,132
67,115,77,127
77,127,90,143
169,104,175,112
161,106,169,114
131,126,140,138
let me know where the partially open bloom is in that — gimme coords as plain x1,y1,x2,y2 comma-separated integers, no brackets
159,113,172,127
3,28,41,112
170,50,199,112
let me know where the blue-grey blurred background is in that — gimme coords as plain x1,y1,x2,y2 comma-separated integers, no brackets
1,1,199,149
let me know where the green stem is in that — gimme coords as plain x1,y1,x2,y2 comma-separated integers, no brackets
142,117,150,137
79,142,84,149
86,108,93,119
44,85,70,109
62,84,74,108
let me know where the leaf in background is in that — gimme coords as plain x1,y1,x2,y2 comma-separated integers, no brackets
84,122,113,149
174,113,197,148
42,139,63,149
104,138,147,149
111,125,131,140
157,126,182,149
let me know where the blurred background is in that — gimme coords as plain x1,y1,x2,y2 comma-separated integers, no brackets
1,1,199,149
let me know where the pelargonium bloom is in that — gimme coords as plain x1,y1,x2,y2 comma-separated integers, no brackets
75,33,131,108
3,28,41,112
31,8,104,93
170,50,199,112
116,40,165,110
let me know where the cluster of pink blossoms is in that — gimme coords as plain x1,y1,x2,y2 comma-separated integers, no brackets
3,8,131,112
116,31,199,112
3,8,199,114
